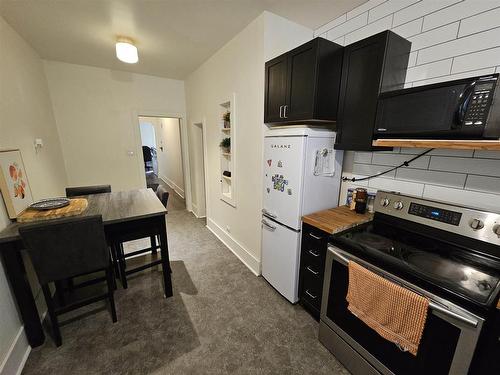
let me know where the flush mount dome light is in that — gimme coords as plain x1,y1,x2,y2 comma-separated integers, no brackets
115,38,138,64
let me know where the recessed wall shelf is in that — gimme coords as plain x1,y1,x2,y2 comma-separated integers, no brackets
373,139,500,151
219,94,236,208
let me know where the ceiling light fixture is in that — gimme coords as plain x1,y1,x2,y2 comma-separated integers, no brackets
115,38,138,64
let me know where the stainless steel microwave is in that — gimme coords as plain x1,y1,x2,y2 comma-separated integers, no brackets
374,74,500,139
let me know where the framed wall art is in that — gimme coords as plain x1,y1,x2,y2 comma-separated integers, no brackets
0,149,33,218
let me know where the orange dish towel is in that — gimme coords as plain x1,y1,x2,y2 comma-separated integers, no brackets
346,261,430,356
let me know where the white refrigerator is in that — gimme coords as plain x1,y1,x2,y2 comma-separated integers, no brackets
261,127,343,303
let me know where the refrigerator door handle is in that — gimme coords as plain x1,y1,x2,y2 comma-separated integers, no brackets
262,208,277,219
262,219,277,231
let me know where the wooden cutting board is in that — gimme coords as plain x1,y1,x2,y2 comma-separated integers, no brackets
16,198,88,223
302,205,373,234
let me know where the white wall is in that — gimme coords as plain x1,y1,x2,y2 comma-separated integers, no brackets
139,122,156,149
185,11,312,274
44,61,186,192
159,118,184,198
315,0,500,212
0,16,67,373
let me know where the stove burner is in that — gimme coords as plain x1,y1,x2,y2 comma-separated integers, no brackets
477,280,492,292
403,253,469,282
353,233,395,253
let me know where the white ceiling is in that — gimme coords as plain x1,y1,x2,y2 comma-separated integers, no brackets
0,0,367,79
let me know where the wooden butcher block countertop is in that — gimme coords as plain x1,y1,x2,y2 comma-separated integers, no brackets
302,205,373,235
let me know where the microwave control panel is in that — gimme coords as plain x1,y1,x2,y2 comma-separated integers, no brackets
464,80,496,126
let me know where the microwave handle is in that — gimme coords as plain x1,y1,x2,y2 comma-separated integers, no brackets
455,82,475,127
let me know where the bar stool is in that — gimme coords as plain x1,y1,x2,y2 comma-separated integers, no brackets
19,216,117,347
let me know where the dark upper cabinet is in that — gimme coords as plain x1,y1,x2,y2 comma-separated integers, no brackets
334,30,411,151
264,37,343,125
264,55,288,123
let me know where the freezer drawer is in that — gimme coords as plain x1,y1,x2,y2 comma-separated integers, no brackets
261,217,301,303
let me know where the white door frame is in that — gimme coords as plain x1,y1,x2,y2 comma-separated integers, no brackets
193,118,209,219
132,110,193,212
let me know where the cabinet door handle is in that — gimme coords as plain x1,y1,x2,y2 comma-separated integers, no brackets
279,105,283,118
305,290,317,299
309,233,322,240
308,249,320,257
306,266,319,275
283,105,288,118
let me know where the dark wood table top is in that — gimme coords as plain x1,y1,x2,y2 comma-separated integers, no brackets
0,188,167,245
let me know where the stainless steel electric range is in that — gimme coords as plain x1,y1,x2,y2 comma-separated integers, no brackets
319,191,500,375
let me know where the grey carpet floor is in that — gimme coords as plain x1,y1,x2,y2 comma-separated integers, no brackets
22,207,349,374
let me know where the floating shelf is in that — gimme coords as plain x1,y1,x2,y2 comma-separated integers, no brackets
222,175,232,181
373,139,500,150
221,128,231,132
222,152,231,157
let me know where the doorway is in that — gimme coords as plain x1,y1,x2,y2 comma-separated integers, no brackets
138,116,186,211
192,121,208,220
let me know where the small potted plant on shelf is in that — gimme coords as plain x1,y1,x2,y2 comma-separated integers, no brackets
223,111,230,128
220,137,230,153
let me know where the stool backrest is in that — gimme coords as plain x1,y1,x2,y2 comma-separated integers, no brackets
156,185,170,208
19,216,109,285
66,185,111,198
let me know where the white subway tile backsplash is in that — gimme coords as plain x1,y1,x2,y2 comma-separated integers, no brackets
465,175,500,194
333,36,345,46
423,185,499,212
354,152,373,163
345,15,393,44
474,150,500,159
347,0,387,21
405,59,452,82
407,51,418,67
372,154,431,169
458,6,500,37
417,27,500,64
396,168,466,188
451,46,500,73
400,148,475,157
368,177,425,196
368,0,419,23
408,22,459,51
393,18,423,38
316,2,500,208
393,0,460,27
353,163,396,178
315,14,347,37
410,67,496,86
422,0,500,32
327,12,368,41
429,156,500,177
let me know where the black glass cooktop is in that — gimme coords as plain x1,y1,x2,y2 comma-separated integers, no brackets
333,222,500,307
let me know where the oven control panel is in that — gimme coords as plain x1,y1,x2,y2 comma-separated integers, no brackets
375,191,500,245
408,203,462,226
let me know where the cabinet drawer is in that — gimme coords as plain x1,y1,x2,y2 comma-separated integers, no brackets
301,271,323,309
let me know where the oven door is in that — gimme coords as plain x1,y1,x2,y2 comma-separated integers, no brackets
320,245,484,375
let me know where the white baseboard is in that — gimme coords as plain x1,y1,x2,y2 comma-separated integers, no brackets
206,218,261,276
0,326,30,375
190,204,206,219
160,176,185,199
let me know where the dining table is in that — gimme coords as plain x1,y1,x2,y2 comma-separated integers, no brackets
0,188,173,348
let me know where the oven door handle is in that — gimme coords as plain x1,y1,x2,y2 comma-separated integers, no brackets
327,246,480,328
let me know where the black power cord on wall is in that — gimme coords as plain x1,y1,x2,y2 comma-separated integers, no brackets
342,148,435,183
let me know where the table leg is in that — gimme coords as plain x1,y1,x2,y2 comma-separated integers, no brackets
150,236,157,254
158,218,173,298
114,242,128,289
1,242,45,347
